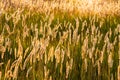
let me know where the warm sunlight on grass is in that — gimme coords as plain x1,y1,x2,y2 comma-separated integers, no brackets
0,0,120,80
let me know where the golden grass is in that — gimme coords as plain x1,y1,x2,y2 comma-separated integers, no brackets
0,0,120,80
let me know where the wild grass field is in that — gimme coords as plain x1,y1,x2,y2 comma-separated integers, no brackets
0,0,120,80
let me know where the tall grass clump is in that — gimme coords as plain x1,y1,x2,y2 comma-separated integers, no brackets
0,0,120,80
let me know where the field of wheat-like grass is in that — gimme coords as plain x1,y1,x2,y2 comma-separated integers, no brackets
0,0,120,80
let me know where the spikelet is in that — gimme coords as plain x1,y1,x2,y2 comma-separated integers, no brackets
40,21,44,34
98,34,103,44
48,13,54,26
55,47,60,66
68,24,72,44
5,38,11,51
66,61,70,79
0,45,6,53
67,43,70,58
97,61,101,76
115,24,120,34
49,76,52,80
23,54,31,70
88,49,92,59
0,35,3,44
118,65,120,80
52,24,60,39
70,58,73,69
91,25,96,35
84,58,88,72
72,18,79,42
0,71,1,80
73,27,78,44
9,48,12,55
81,20,87,32
26,67,32,78
10,56,22,70
40,37,49,52
24,47,29,59
4,23,11,34
107,41,112,53
0,46,6,59
44,66,49,80
17,38,23,57
100,41,107,63
5,60,11,79
81,36,88,59
119,42,120,66
5,13,11,21
35,24,38,38
61,49,65,63
60,64,63,75
62,31,68,41
118,29,120,70
23,25,29,39
108,52,113,68
12,10,21,25
14,48,17,59
48,46,54,62
47,25,52,36
13,66,19,79
0,63,3,79
76,35,80,45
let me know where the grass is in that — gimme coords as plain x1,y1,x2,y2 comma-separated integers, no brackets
0,0,120,80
